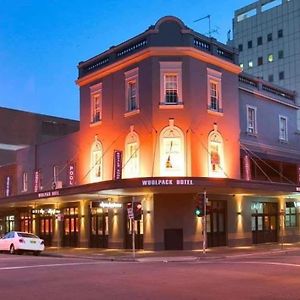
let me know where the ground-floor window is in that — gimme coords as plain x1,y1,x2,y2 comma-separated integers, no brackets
20,212,32,233
285,202,297,228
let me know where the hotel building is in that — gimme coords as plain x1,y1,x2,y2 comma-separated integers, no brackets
0,16,300,250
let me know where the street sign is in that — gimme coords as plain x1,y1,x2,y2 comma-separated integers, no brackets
127,207,134,219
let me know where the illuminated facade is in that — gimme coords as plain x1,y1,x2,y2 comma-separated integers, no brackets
1,16,300,250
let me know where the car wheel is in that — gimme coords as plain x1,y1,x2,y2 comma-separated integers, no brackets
9,244,15,255
34,251,41,256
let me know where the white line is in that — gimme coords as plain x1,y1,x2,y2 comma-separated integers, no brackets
0,261,106,271
220,261,300,268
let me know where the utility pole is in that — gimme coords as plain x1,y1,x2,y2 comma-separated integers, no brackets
202,190,207,254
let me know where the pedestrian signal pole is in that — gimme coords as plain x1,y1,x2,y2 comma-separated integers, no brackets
132,197,136,260
202,190,207,254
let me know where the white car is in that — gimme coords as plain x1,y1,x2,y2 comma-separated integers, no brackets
0,231,45,255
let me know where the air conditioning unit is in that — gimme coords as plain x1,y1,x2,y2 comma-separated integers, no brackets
52,181,63,190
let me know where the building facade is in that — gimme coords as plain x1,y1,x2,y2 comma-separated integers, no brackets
0,16,300,250
232,0,300,126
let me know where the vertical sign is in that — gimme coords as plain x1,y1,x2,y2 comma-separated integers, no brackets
298,165,300,185
5,176,11,197
34,170,39,192
69,163,75,186
243,155,251,181
113,150,123,180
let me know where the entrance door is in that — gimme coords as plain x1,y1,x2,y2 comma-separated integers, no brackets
164,228,183,250
62,207,79,247
124,205,143,249
206,200,227,247
5,216,15,233
20,212,32,233
252,202,278,244
90,208,108,248
39,217,53,246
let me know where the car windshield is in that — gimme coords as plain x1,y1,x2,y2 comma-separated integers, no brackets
17,232,38,239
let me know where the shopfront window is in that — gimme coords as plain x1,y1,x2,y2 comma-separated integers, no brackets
285,202,297,228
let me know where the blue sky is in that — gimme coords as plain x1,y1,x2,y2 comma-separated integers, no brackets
0,0,252,120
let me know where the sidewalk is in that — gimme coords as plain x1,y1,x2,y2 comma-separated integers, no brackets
43,242,300,262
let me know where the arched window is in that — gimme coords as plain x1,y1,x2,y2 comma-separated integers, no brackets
208,126,225,178
160,121,185,176
124,130,140,178
91,139,103,182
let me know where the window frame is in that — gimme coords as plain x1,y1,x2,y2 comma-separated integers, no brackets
124,130,140,178
279,115,288,142
207,68,222,114
90,83,103,125
159,61,183,108
90,140,103,183
285,203,297,228
124,68,139,116
246,105,257,135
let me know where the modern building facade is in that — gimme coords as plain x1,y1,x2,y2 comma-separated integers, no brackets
0,16,300,250
232,0,300,126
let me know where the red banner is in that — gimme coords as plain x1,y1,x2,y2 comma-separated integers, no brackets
243,155,251,181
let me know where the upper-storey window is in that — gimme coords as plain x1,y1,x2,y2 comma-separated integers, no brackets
90,83,102,124
279,115,288,142
208,124,225,178
160,62,183,107
91,139,103,182
267,33,273,42
125,68,139,114
247,40,252,49
160,120,185,176
207,68,222,114
278,29,283,39
238,44,243,52
257,36,263,46
246,105,257,135
124,128,140,178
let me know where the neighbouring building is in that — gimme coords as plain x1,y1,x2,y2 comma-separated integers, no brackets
232,0,300,126
0,16,300,250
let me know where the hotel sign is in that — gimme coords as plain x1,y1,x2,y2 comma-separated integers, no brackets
92,201,122,209
69,163,75,186
141,178,194,186
32,208,61,216
37,190,60,198
113,150,123,180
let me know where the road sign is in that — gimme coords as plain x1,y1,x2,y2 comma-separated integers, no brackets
127,207,134,219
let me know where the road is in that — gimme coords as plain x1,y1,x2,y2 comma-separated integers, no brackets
0,251,300,300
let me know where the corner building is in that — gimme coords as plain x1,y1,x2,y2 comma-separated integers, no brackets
1,16,300,250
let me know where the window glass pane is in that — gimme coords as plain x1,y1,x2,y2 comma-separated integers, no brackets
257,216,263,230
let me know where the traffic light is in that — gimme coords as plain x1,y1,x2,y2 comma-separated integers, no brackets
195,193,205,217
133,202,142,220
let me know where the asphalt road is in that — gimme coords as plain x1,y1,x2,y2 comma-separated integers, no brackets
0,251,300,300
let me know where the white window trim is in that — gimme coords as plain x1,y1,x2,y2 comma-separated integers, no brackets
246,105,257,135
207,68,222,114
90,83,102,125
159,123,185,177
208,130,225,178
124,131,140,178
159,61,183,107
279,115,288,142
90,140,103,183
124,68,139,114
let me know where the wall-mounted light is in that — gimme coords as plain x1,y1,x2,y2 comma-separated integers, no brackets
146,210,151,214
237,211,242,216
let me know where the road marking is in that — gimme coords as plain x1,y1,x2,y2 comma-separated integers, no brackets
211,261,300,268
0,261,108,271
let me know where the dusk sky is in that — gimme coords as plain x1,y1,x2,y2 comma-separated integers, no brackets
0,0,252,120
